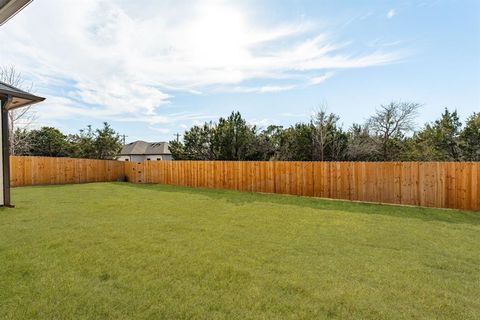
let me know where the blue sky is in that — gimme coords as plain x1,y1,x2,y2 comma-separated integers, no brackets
1,0,478,142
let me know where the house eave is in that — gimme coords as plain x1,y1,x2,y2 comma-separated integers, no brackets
0,0,33,26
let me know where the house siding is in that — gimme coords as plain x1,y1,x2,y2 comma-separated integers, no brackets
118,154,173,162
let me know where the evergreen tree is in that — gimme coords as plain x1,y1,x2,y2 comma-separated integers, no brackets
211,111,258,160
276,123,314,161
409,108,462,161
170,123,215,160
68,125,96,158
255,125,284,160
28,127,71,157
93,122,122,159
460,112,480,161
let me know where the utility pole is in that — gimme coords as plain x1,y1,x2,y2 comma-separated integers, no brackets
121,134,128,145
174,133,181,142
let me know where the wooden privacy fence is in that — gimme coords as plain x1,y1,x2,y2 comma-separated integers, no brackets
10,156,125,187
8,156,479,210
125,161,480,211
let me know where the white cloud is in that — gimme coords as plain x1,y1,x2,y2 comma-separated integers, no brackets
148,127,171,134
387,9,396,19
310,72,335,85
116,112,218,126
0,0,405,126
248,118,279,128
230,85,297,93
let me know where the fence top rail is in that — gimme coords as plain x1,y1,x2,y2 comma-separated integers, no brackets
144,160,480,164
10,155,122,162
11,156,480,165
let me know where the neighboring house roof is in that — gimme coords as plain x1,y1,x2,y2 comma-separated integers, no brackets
120,141,171,155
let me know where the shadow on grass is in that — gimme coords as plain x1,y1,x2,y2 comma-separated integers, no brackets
115,182,480,226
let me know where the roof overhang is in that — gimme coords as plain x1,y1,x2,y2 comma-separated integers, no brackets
0,81,45,110
0,0,32,26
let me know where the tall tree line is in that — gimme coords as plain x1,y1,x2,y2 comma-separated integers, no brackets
12,122,123,160
170,104,480,161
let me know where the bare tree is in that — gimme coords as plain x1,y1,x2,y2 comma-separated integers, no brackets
311,104,347,161
0,66,37,154
346,123,379,161
367,101,421,160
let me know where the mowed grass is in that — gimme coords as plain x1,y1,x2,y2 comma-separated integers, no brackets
1,183,479,319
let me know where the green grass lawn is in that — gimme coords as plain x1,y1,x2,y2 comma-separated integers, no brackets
1,183,479,319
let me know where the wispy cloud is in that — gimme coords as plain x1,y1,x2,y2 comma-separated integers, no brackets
0,0,406,127
387,9,396,19
148,127,171,134
309,72,335,85
230,85,297,94
247,118,280,129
